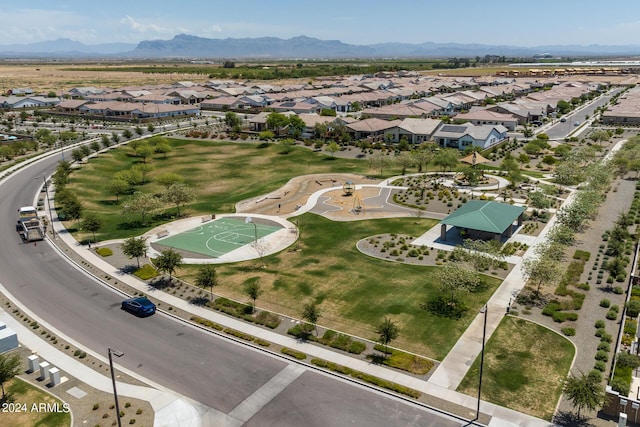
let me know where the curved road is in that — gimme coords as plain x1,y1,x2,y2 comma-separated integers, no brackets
0,154,463,426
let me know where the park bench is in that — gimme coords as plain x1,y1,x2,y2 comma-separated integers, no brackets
156,230,169,239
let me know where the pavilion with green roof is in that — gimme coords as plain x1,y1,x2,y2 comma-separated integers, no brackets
439,200,525,242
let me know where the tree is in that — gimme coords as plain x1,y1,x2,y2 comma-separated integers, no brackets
0,351,21,400
100,134,111,149
71,148,84,163
521,256,562,296
288,115,305,138
108,178,130,202
156,172,184,189
224,111,241,130
80,213,102,243
410,143,437,172
154,141,172,158
563,372,606,418
121,236,147,268
435,263,481,305
154,248,183,283
326,141,340,158
195,264,218,300
368,152,392,176
376,317,399,355
395,152,415,175
279,138,295,154
135,143,154,163
265,112,289,132
122,129,133,139
163,183,195,217
244,279,263,313
589,129,611,146
432,148,459,172
302,301,322,336
132,163,153,185
122,192,162,225
147,123,155,133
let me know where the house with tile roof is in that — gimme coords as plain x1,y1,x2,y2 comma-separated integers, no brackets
432,123,508,151
453,110,519,131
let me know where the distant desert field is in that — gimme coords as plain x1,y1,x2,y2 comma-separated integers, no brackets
0,63,211,93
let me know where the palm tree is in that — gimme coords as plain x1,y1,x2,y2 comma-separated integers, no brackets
302,302,321,336
244,280,263,313
376,317,399,356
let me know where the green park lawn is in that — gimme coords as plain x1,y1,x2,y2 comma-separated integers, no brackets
65,138,373,240
181,213,502,360
457,316,574,420
3,377,71,427
65,137,502,359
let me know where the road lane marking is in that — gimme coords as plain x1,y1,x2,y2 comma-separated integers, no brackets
228,364,305,423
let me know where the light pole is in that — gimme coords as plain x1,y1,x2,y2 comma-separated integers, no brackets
245,216,257,244
476,304,488,421
108,348,124,427
36,176,55,239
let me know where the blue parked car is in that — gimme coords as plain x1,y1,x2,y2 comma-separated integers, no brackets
121,297,156,317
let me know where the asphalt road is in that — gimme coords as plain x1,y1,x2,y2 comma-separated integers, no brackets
0,153,465,426
544,88,622,140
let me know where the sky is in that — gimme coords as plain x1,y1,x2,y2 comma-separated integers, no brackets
2,0,640,47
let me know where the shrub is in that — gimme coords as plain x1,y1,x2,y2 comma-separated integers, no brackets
552,311,578,323
597,342,610,352
595,328,606,337
134,264,158,280
606,310,618,320
600,299,610,308
595,350,609,362
613,286,624,294
594,319,606,329
561,327,576,336
594,361,607,372
627,300,640,318
600,332,613,343
96,247,113,257
281,347,307,360
588,370,603,382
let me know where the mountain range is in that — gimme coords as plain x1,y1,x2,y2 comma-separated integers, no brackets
1,34,640,59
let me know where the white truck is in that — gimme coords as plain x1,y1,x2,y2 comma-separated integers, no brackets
16,206,45,242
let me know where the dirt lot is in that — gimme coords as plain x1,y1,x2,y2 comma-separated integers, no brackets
0,63,209,93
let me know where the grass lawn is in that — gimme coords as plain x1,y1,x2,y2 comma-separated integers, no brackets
65,137,504,359
65,138,374,241
180,213,502,360
3,377,71,427
457,316,574,421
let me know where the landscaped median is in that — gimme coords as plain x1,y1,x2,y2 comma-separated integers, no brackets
311,358,421,399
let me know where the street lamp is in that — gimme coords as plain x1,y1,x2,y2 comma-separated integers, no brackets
245,216,257,244
476,305,488,420
36,176,55,239
108,348,124,427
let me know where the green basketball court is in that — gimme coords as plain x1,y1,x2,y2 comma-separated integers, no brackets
156,216,283,258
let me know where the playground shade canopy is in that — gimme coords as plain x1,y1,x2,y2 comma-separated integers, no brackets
440,200,525,234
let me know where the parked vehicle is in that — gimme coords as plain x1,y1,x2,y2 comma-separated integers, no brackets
560,117,567,122
121,297,156,316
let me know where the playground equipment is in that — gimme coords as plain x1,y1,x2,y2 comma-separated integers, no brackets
352,192,365,215
343,181,355,196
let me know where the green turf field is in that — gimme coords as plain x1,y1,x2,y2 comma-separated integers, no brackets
157,216,282,257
